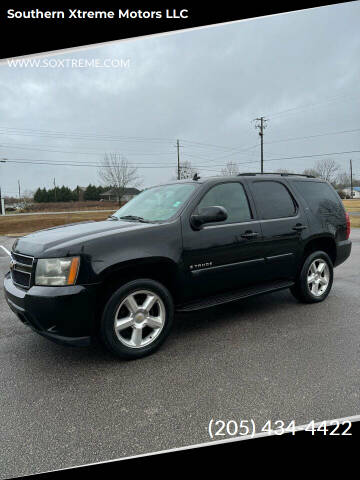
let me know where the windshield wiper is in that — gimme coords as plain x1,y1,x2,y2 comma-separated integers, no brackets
119,215,150,223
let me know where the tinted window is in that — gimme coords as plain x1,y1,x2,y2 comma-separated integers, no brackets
294,181,343,217
197,182,252,224
252,181,296,219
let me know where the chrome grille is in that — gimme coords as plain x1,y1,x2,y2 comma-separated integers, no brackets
11,252,34,266
10,252,34,288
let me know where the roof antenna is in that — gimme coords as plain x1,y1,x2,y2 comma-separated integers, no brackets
193,173,200,181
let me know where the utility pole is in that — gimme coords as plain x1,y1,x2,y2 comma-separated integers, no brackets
18,180,21,201
254,117,267,173
0,159,6,215
54,178,57,202
177,139,180,180
350,159,353,199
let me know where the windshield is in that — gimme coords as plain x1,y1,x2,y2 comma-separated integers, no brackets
113,183,197,222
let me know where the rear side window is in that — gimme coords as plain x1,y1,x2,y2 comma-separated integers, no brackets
197,182,252,224
293,181,343,217
251,181,296,219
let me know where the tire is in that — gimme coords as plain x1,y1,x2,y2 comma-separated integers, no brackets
100,279,174,359
290,250,333,303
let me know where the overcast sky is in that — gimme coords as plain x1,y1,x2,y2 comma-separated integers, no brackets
0,2,360,197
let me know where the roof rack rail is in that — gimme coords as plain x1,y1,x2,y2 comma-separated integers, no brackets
237,172,315,178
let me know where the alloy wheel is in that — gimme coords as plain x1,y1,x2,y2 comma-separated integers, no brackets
114,290,165,348
307,258,330,297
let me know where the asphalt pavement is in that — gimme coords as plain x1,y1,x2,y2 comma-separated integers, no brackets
0,232,359,478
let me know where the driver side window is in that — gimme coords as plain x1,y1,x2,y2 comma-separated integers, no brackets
197,182,252,224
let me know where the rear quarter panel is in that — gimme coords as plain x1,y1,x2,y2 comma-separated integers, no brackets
291,179,348,242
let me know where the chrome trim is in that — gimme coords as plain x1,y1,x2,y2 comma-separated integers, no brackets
12,251,34,259
259,215,301,223
11,252,34,265
12,265,32,274
190,257,264,274
13,261,31,268
10,252,34,288
203,220,260,230
266,253,294,261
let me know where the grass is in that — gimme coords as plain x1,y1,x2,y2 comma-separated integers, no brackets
0,211,115,236
342,199,360,212
342,200,360,228
350,216,360,228
10,200,119,213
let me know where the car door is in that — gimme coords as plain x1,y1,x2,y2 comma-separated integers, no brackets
247,179,309,281
181,180,266,300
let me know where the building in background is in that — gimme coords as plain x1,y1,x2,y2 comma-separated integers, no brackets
99,187,141,202
342,187,360,199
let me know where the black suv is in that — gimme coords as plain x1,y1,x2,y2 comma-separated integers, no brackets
4,173,351,359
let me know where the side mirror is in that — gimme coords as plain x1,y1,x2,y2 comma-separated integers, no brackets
190,206,228,230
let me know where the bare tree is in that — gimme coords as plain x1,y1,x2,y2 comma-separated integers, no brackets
336,171,351,189
313,158,339,183
98,153,142,205
221,161,239,176
303,168,320,177
23,189,35,200
175,160,196,180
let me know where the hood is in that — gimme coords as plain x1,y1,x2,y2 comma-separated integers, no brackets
12,219,155,257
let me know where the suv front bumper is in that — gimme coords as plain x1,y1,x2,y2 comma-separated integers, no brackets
4,272,98,347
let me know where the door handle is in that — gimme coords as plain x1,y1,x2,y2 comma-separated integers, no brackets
240,231,259,239
292,224,307,232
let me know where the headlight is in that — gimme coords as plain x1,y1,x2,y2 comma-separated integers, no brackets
35,257,80,286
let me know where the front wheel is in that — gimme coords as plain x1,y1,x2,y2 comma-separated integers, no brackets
100,279,174,359
290,251,333,303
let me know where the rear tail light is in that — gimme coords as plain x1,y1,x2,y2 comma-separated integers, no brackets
345,212,351,240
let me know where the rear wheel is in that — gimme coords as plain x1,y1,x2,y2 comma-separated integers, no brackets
100,279,174,359
290,251,333,303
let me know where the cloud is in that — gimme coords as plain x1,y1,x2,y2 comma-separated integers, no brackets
0,1,359,196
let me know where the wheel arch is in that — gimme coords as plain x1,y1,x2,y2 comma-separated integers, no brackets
302,235,337,265
94,257,179,327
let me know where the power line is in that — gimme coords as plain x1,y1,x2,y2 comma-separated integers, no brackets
2,159,177,168
0,127,254,154
179,139,251,152
0,126,262,154
1,127,358,163
0,158,223,171
262,127,360,147
0,143,175,156
0,141,263,163
237,149,360,166
266,92,359,119
2,148,360,171
2,123,359,164
0,126,176,144
183,144,259,163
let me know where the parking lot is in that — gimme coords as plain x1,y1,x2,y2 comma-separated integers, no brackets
0,231,359,478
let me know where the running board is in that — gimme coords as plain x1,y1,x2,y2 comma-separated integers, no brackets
176,280,294,312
